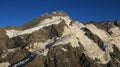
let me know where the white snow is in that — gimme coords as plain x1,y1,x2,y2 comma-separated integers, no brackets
26,39,53,56
108,26,120,51
109,26,120,37
85,24,120,52
59,22,110,64
5,14,120,64
19,21,120,64
84,24,120,62
61,48,68,52
0,62,10,67
86,24,115,52
86,25,120,51
6,16,71,38
86,24,110,42
53,34,80,48
110,36,120,50
26,21,111,64
52,12,57,14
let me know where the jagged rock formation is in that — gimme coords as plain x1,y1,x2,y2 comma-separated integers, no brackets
0,11,120,67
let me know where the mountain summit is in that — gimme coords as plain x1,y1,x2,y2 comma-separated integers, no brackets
0,11,120,67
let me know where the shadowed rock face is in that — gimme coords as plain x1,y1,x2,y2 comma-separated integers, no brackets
0,11,120,67
6,49,30,64
114,20,120,28
0,28,8,63
108,45,120,67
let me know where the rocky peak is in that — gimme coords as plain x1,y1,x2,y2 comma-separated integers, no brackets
0,11,120,67
5,11,70,30
20,11,70,30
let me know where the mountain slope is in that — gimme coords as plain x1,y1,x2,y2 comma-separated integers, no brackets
0,11,120,67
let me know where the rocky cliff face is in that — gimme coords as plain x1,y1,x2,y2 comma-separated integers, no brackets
0,11,120,67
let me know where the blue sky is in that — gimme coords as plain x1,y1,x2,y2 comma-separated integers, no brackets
0,0,120,27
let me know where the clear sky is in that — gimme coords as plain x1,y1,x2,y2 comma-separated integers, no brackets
0,0,120,27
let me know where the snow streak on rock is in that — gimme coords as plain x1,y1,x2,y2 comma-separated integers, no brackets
1,11,120,67
6,16,71,38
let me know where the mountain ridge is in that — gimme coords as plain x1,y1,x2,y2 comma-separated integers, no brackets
0,11,120,67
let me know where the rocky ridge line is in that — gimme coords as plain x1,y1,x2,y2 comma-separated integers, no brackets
0,11,120,67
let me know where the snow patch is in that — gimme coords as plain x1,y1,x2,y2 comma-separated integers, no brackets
84,24,120,62
85,24,120,59
61,48,68,52
86,24,109,42
52,12,57,14
108,26,120,51
109,27,120,37
62,22,111,64
0,62,10,67
85,24,115,53
53,34,80,48
27,40,52,56
110,36,120,50
6,16,71,38
6,17,118,64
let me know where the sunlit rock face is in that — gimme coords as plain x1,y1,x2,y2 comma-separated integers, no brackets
0,11,120,67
